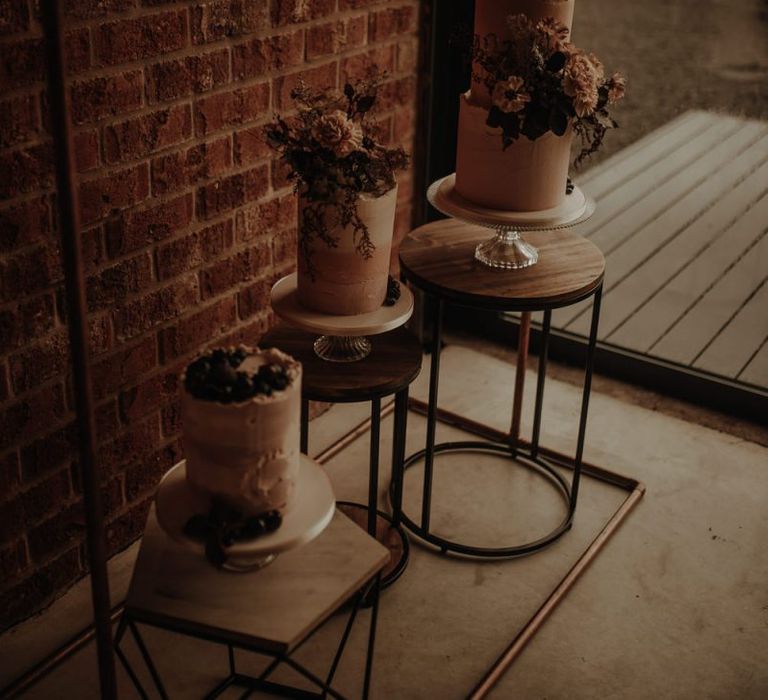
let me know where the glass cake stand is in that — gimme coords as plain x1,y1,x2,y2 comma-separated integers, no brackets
427,173,596,270
155,456,335,572
270,273,414,363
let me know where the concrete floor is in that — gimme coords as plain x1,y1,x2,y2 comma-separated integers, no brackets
2,339,767,699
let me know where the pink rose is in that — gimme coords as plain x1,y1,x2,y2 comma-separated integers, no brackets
312,110,363,156
492,76,531,114
564,51,601,117
607,72,627,104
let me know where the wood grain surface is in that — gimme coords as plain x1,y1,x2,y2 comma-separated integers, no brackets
399,219,605,311
261,325,423,403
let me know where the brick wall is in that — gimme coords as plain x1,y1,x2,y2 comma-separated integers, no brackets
0,0,421,632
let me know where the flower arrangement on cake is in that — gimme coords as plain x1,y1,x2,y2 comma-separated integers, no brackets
474,14,626,166
265,71,410,316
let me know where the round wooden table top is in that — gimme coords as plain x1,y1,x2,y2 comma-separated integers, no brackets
399,219,605,311
261,325,423,403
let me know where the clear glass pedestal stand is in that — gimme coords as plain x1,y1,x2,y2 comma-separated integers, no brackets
270,273,415,363
427,173,595,270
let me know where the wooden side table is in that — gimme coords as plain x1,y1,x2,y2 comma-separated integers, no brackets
115,501,389,699
398,218,606,557
261,325,423,588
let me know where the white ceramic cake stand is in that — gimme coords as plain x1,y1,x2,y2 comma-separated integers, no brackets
427,173,596,270
155,455,335,572
270,273,414,363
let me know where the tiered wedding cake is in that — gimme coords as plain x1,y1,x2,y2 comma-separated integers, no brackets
181,346,302,517
455,0,576,212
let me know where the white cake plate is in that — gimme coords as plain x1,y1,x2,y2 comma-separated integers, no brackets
427,173,596,270
155,456,335,572
270,273,414,362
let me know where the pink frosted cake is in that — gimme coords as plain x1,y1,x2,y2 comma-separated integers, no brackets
181,346,302,517
454,0,576,212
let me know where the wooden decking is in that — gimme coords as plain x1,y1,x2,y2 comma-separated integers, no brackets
549,110,768,394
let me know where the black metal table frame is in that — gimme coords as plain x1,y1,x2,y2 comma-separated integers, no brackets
394,283,604,557
301,387,411,587
114,573,382,700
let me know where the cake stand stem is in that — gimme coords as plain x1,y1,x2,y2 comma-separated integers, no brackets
313,335,372,362
474,228,539,270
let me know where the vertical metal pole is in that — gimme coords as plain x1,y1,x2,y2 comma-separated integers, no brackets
362,574,382,700
300,398,309,455
368,399,381,537
510,311,531,450
421,295,443,532
530,310,551,459
39,3,117,698
570,286,603,512
391,388,409,527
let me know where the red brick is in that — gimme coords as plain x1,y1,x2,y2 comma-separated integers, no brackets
104,193,193,258
159,295,237,360
64,0,134,19
0,294,56,355
271,0,335,26
73,130,100,172
308,15,370,60
0,547,81,633
0,469,72,544
78,163,149,225
124,440,183,502
233,125,271,166
0,0,30,36
70,71,143,125
0,197,51,253
86,253,153,311
119,366,179,424
65,28,91,73
20,422,77,483
0,94,40,149
271,157,293,190
368,6,416,42
341,45,396,83
9,329,70,395
91,336,157,400
146,49,230,103
272,226,298,267
161,399,180,437
0,143,54,200
0,384,66,452
0,451,20,494
218,317,269,348
103,496,152,557
0,243,62,303
27,502,85,564
196,164,268,220
194,83,270,136
235,193,296,244
151,136,232,195
232,30,304,80
200,244,271,300
237,278,270,320
95,10,187,66
54,292,113,354
0,539,28,583
98,417,160,473
274,62,337,109
191,0,269,44
114,275,198,340
0,38,45,91
155,219,233,280
397,37,418,73
0,362,8,403
103,105,192,164
92,398,121,443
